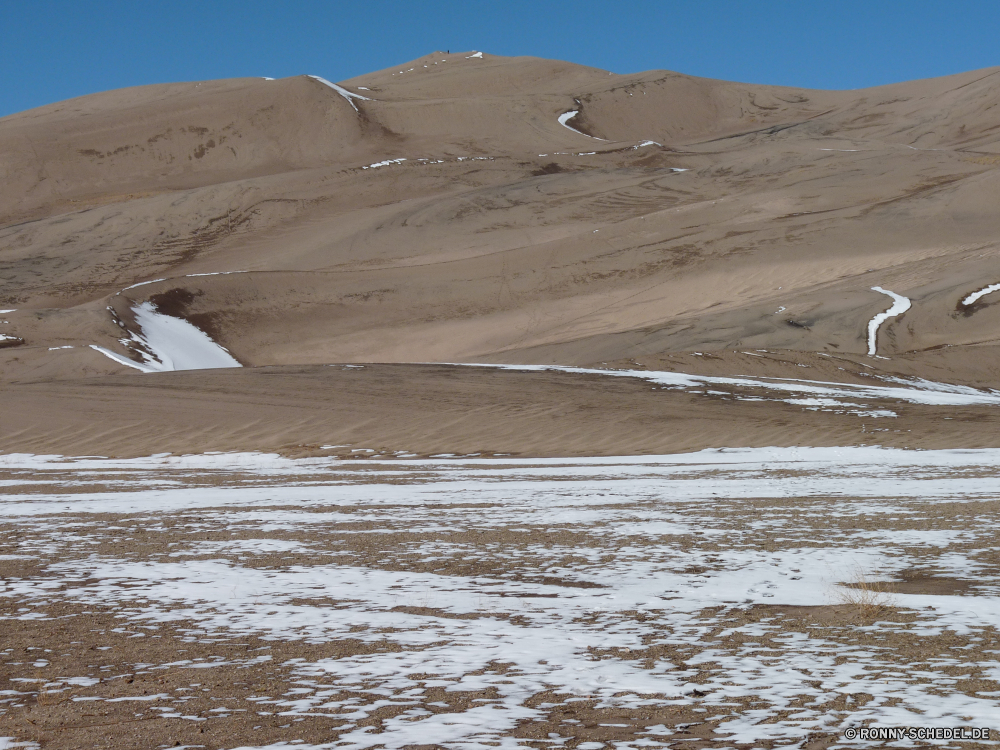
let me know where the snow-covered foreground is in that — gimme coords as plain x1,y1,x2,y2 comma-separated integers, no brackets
2,447,1000,748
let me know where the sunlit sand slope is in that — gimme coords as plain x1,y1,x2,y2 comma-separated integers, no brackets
4,54,1000,385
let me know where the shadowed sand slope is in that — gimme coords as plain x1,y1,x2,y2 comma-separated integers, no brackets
4,52,1000,453
4,363,1000,458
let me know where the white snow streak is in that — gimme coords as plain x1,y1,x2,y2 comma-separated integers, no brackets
120,278,166,292
961,282,1000,306
306,75,372,113
449,362,1000,419
0,738,40,750
866,286,911,357
89,345,156,372
362,158,406,170
466,51,483,59
557,110,605,140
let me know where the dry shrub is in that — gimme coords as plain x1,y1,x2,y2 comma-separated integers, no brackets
834,564,898,619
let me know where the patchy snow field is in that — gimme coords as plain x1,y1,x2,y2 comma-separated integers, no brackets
2,448,1000,748
459,363,1000,420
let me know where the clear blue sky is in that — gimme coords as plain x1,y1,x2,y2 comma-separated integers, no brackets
2,0,999,118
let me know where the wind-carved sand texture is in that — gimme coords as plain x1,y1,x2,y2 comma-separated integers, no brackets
4,50,1000,748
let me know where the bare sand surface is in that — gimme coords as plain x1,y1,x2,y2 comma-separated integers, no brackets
2,362,1000,459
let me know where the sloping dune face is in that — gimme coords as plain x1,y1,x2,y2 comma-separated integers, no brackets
4,53,1000,384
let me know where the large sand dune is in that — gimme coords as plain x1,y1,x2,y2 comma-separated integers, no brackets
5,52,1000,454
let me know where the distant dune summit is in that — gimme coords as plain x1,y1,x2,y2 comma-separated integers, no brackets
4,52,1000,455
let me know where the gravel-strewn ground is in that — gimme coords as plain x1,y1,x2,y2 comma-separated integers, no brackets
2,450,1000,749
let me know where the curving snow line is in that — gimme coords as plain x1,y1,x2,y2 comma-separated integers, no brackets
306,75,372,113
449,362,1000,412
557,111,606,141
120,278,166,292
0,309,15,314
962,283,1000,306
866,286,911,357
90,344,157,373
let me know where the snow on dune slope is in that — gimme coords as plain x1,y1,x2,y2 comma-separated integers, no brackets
131,302,240,371
91,303,240,372
962,282,1000,306
557,110,604,140
306,75,372,112
452,363,1000,419
867,286,911,357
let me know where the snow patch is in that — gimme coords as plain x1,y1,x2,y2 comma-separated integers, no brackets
306,75,372,113
130,302,240,371
0,738,41,750
557,110,605,140
866,286,911,357
961,282,1000,306
466,51,483,59
362,158,406,170
89,345,157,373
91,304,240,373
447,362,1000,417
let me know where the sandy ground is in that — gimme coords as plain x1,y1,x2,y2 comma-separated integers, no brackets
3,451,1000,749
3,362,1000,459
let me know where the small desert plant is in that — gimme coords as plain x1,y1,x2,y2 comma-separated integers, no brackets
833,564,897,619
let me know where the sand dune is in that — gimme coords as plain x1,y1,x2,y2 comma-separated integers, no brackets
4,52,1000,452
